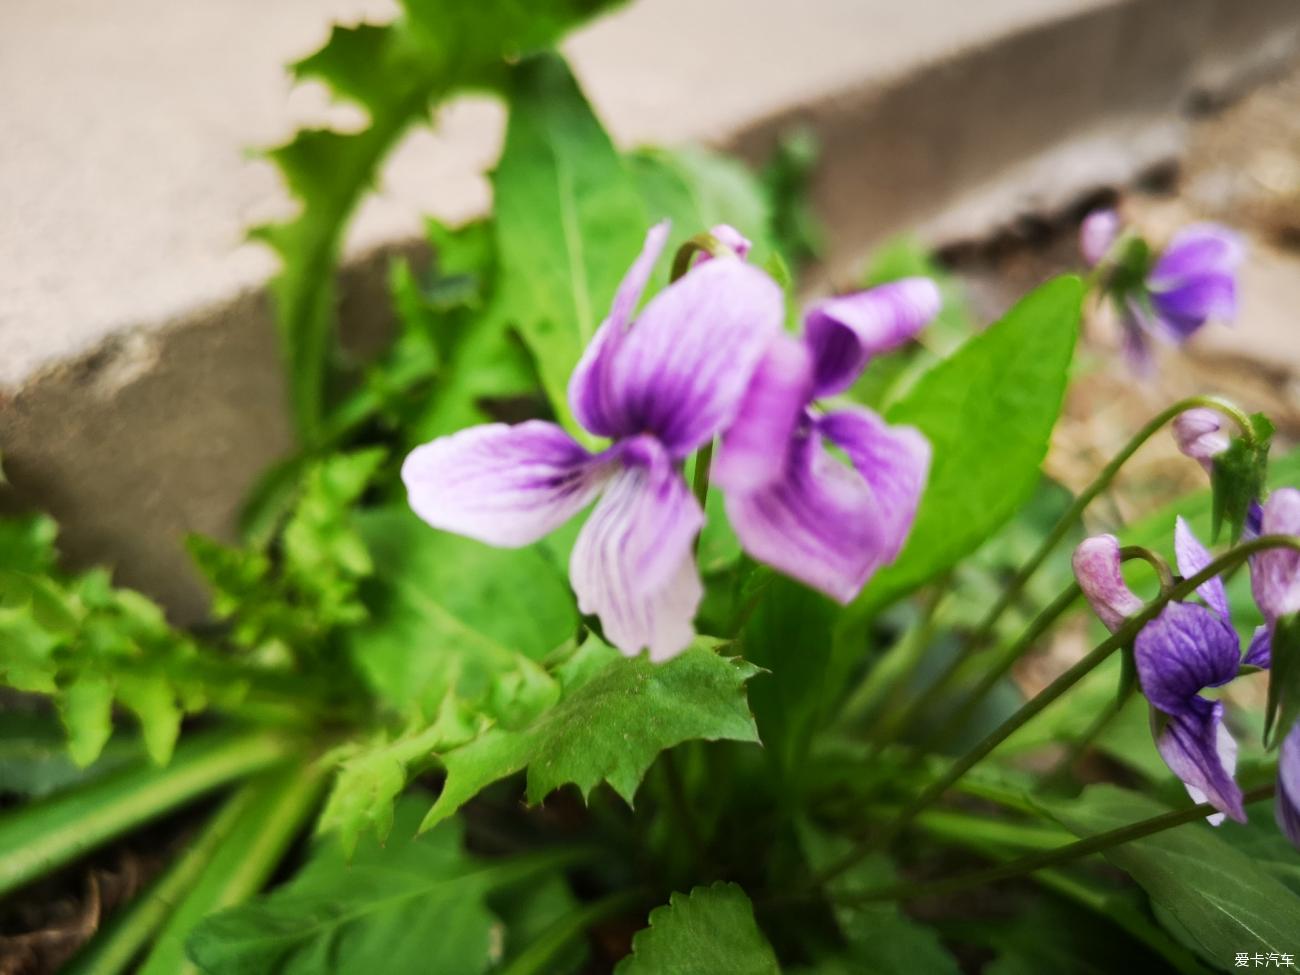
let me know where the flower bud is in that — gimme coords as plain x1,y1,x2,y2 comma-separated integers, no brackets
1172,408,1229,472
1072,534,1144,632
1080,209,1121,267
1252,488,1300,621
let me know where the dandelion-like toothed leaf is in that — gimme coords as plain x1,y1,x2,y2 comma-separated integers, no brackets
615,883,779,975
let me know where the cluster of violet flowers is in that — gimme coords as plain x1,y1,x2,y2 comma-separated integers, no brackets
1073,412,1300,845
402,222,938,661
1079,209,1243,375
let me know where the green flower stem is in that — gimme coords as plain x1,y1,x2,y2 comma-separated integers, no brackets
0,728,297,897
831,784,1274,905
660,749,706,866
136,760,327,975
669,231,728,282
497,887,648,975
64,783,266,975
1038,682,1137,793
691,442,715,517
898,583,1082,757
911,394,1256,727
814,534,1300,888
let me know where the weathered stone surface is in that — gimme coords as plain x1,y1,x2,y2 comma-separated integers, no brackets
1,0,1297,617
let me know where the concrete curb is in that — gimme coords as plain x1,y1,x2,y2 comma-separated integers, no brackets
3,0,1298,618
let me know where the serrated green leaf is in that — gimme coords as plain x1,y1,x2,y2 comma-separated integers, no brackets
0,514,59,575
853,275,1082,617
59,674,114,768
186,799,566,975
260,2,628,443
422,639,761,829
1038,785,1300,968
616,882,779,975
492,52,648,433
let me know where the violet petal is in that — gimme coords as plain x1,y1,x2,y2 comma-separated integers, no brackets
1277,722,1300,848
803,278,941,397
1148,224,1244,289
1245,624,1273,669
1174,516,1229,620
1134,602,1241,715
1072,534,1144,633
569,435,704,660
1156,698,1245,824
1150,272,1236,338
724,425,885,604
1080,209,1121,267
816,406,931,566
403,421,607,547
1251,488,1300,621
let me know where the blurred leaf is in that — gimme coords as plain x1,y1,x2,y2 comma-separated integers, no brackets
0,713,142,799
851,275,1082,620
761,128,822,267
492,52,648,433
616,882,779,975
257,1,628,443
187,798,553,974
1039,785,1300,968
422,638,761,829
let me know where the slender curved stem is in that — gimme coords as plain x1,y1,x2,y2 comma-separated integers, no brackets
897,395,1255,742
830,784,1274,905
812,534,1300,888
669,232,728,282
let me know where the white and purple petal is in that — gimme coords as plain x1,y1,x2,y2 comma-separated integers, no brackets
724,425,886,604
569,221,672,438
713,335,814,493
569,436,704,661
403,421,608,547
1174,516,1229,620
816,406,930,566
1150,273,1237,338
1251,488,1300,621
1134,601,1241,716
1072,534,1145,633
1155,698,1245,824
591,257,784,456
802,278,941,397
1277,722,1300,848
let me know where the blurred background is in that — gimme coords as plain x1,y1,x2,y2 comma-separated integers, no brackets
2,0,1299,622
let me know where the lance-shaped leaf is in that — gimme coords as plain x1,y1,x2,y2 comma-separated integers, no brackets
492,53,649,433
422,638,761,830
616,883,779,975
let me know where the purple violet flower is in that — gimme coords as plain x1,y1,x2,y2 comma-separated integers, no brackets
1073,518,1246,822
1278,722,1300,848
710,278,939,603
1245,488,1300,668
402,221,783,661
1080,211,1244,374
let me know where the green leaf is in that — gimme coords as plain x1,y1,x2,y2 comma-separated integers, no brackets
760,128,822,267
1266,612,1300,745
186,799,568,975
422,638,761,829
492,52,648,432
1039,785,1300,967
0,713,142,800
853,275,1082,617
616,883,779,975
1210,411,1273,543
259,2,628,443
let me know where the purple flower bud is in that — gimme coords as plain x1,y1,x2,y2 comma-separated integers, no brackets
709,224,752,260
1072,535,1144,632
1080,209,1121,267
1172,408,1229,472
1278,722,1300,848
1251,488,1300,622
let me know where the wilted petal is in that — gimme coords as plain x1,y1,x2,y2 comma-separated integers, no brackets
725,425,885,604
592,258,784,456
1072,535,1144,632
403,421,607,547
569,436,704,660
803,278,941,397
1174,516,1229,619
1156,698,1245,824
569,221,671,438
1172,409,1228,471
1135,602,1240,716
816,406,930,565
1251,488,1300,621
713,335,814,492
1245,624,1273,669
1080,209,1121,267
1151,273,1236,338
1148,224,1244,290
1277,722,1300,847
